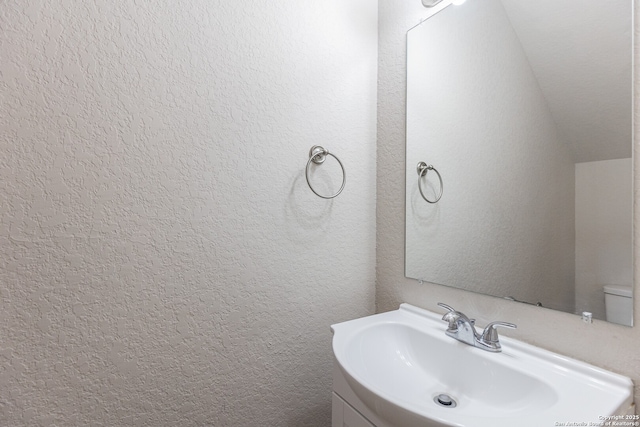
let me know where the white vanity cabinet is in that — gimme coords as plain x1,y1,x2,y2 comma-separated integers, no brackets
332,360,390,427
332,393,375,427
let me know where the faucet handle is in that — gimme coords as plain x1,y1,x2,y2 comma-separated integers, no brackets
437,302,456,312
438,302,460,331
437,303,475,329
480,321,517,344
437,303,459,330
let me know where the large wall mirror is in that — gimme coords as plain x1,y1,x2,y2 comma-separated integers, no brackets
405,0,633,325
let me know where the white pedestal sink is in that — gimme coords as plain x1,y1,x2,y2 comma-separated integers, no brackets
331,304,634,427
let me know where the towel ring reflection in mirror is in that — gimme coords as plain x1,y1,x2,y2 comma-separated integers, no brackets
305,145,346,199
417,161,443,203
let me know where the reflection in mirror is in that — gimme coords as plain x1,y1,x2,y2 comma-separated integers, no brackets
405,0,633,325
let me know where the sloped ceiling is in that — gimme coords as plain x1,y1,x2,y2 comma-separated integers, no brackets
500,0,632,163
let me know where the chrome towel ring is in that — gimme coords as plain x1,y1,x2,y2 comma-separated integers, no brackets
305,145,346,199
417,161,443,203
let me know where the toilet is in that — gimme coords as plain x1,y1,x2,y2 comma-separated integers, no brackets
603,284,633,326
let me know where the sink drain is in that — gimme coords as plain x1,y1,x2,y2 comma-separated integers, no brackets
433,393,457,408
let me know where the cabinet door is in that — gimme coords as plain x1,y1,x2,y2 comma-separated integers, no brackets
332,393,375,427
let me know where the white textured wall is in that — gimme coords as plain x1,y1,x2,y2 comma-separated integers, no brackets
377,0,640,404
405,0,575,311
0,1,377,426
575,158,633,320
500,0,633,163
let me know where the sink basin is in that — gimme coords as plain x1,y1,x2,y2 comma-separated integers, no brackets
331,304,634,427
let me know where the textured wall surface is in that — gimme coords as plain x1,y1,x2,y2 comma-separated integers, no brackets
405,0,575,311
377,0,640,405
0,1,377,426
500,0,633,163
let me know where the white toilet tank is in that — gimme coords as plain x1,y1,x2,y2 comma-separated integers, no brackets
603,284,633,326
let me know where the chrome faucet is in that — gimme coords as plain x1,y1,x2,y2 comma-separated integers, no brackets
437,303,516,352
